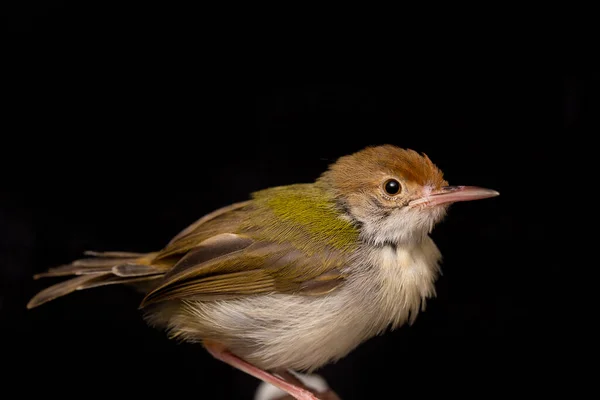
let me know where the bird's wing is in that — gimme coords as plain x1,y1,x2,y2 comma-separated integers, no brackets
142,185,360,307
167,201,252,245
140,232,351,307
156,200,252,259
28,186,359,310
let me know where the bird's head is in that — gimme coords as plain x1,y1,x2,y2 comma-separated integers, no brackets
319,145,499,245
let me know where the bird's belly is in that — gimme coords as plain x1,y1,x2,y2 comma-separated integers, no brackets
173,284,376,372
157,239,441,371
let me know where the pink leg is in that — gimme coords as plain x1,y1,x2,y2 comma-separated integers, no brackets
275,370,310,388
274,370,342,400
204,342,319,400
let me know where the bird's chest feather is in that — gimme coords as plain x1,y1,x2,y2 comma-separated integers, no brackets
363,236,442,330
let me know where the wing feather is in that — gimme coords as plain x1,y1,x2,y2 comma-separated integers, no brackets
140,185,360,307
141,234,350,307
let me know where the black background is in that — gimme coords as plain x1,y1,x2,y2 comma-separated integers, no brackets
2,4,592,399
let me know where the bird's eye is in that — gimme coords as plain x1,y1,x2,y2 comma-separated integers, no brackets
383,179,401,195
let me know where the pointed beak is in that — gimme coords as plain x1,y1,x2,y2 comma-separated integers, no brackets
409,186,500,208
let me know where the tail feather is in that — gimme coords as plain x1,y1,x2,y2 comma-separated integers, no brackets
82,274,163,289
72,258,138,267
28,251,165,309
27,274,106,309
112,263,163,277
83,251,150,258
34,266,107,279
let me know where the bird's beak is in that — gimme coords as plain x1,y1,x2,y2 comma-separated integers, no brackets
409,186,500,208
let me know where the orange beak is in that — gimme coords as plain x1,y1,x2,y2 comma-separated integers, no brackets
409,186,500,208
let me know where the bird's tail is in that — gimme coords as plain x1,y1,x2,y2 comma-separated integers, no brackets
27,251,166,309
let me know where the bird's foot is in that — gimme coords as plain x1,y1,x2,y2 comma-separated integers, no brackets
204,341,325,400
257,370,340,400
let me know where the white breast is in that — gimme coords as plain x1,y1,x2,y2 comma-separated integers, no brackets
365,236,442,331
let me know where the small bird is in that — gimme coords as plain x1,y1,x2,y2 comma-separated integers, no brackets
28,145,499,400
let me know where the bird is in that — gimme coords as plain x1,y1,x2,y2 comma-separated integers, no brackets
27,144,499,400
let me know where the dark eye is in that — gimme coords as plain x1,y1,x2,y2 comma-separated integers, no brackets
384,179,401,195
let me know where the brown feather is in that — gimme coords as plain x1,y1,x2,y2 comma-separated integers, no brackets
33,253,158,279
319,145,448,194
156,203,251,260
83,251,150,258
27,274,107,309
141,234,261,306
29,250,167,307
30,175,357,309
34,266,102,279
164,233,255,279
112,264,163,277
167,201,251,245
144,270,276,304
141,234,349,307
82,274,163,289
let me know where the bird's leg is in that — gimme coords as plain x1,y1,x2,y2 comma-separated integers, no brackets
274,370,311,388
203,341,319,400
272,370,342,400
